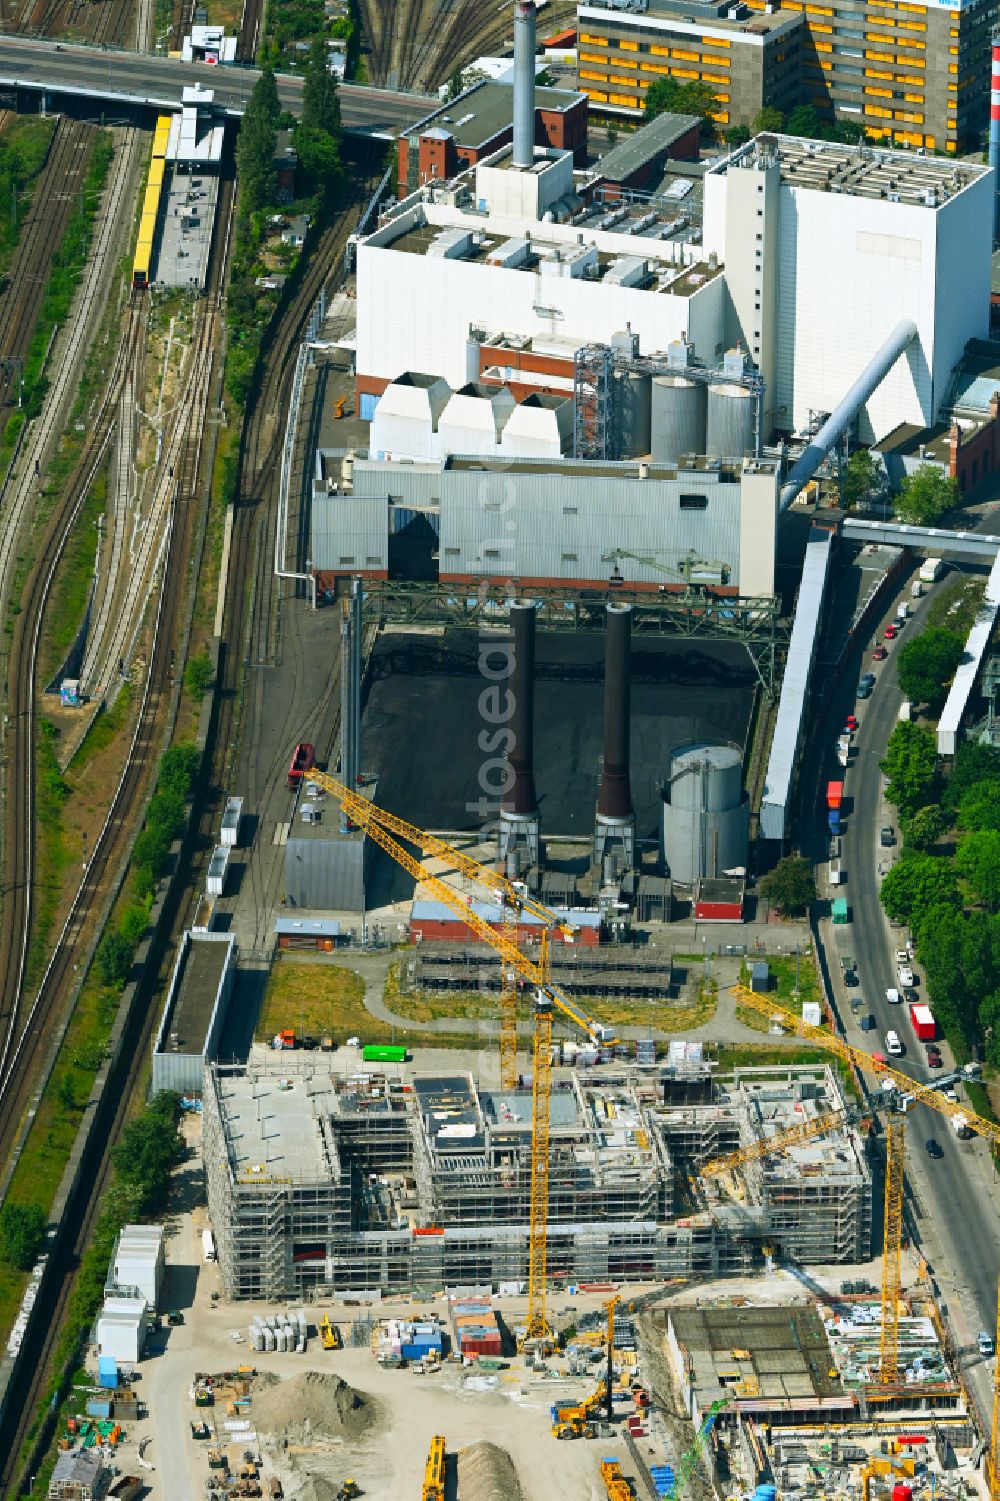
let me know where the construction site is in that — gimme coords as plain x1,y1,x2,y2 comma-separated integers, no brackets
202,1055,872,1304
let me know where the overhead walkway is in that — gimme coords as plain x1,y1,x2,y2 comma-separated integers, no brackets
760,523,836,841
842,517,1000,563
936,549,1000,755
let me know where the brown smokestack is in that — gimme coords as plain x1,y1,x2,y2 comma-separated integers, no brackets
597,603,633,821
502,601,539,818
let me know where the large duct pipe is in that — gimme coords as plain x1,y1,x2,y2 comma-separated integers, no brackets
991,31,1000,244
513,0,537,170
502,601,539,818
779,318,918,511
597,604,633,821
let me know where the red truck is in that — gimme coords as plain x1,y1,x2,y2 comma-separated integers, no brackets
287,742,315,789
826,781,844,835
910,1003,936,1042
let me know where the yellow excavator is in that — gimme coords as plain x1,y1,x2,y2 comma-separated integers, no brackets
320,1313,341,1350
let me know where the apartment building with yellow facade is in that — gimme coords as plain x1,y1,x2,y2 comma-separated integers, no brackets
576,0,992,152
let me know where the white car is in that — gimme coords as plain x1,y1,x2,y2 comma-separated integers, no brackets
885,1031,903,1056
886,988,901,1004
898,966,915,987
895,949,909,964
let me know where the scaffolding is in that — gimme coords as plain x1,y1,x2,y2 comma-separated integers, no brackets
573,343,614,460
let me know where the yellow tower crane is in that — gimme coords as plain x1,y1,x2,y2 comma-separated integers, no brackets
879,1110,905,1385
308,768,615,1343
732,984,1000,1385
701,1108,848,1177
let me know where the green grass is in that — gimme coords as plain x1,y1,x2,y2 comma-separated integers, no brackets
735,951,821,1031
925,577,986,637
25,721,71,993
39,469,105,685
0,116,57,281
67,683,134,774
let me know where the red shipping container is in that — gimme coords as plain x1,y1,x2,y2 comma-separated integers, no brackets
826,781,844,809
910,1003,936,1041
695,900,744,922
460,1334,502,1356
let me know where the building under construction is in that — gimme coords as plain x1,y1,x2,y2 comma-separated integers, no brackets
203,1057,871,1301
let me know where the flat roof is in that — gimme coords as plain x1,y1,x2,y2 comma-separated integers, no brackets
444,454,759,480
161,934,231,1055
669,1304,845,1403
383,215,723,274
580,0,802,41
713,133,988,207
593,111,701,182
874,420,952,463
275,916,341,936
156,164,219,291
947,339,1000,415
214,1067,338,1180
408,79,585,152
937,549,1000,756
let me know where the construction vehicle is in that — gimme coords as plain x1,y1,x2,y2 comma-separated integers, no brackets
320,1313,340,1350
336,1484,361,1501
307,765,616,1344
601,1458,632,1501
602,1294,621,1424
551,1413,596,1440
860,1456,915,1501
190,1420,210,1440
333,396,347,419
733,983,1000,1384
422,1436,446,1501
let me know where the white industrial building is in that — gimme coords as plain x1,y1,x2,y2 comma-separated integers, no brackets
353,127,990,454
311,452,780,596
111,1223,164,1310
370,374,573,462
703,136,991,443
96,1295,147,1365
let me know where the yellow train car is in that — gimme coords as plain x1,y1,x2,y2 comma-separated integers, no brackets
133,113,172,288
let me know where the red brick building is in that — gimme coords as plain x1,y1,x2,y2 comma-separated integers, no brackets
396,80,588,195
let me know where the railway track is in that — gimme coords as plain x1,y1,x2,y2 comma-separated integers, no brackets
0,118,92,417
0,164,235,1501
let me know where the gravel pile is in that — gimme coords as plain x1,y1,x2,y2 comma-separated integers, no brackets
456,1441,525,1501
253,1371,379,1446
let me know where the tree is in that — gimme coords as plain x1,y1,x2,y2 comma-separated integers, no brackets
445,67,464,103
947,742,1000,810
760,856,816,915
979,988,1000,1065
254,64,281,127
896,627,964,709
880,721,939,816
643,77,718,133
896,465,957,526
903,803,946,852
725,124,751,147
843,450,880,509
956,830,1000,911
184,651,214,698
880,853,959,924
751,106,784,133
0,1202,47,1271
294,123,343,191
957,778,1000,832
785,103,824,138
96,928,134,988
302,38,341,138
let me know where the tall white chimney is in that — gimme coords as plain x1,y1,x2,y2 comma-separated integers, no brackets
513,0,537,170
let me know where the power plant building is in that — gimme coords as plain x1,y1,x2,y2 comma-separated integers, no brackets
203,1058,872,1300
702,135,991,441
311,453,780,596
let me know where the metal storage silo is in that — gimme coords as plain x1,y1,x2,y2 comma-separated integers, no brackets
612,370,652,457
651,375,707,463
705,382,755,460
661,742,749,885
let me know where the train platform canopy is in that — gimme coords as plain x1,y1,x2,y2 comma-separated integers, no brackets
166,86,224,166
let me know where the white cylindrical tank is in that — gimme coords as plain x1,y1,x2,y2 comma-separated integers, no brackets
662,742,749,885
706,383,755,460
651,375,707,463
613,370,652,457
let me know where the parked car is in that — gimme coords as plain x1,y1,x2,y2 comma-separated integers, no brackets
857,679,873,699
845,714,859,731
885,1030,903,1056
886,988,901,1005
881,826,897,847
898,966,915,987
902,987,918,1005
883,623,899,640
926,1046,943,1068
895,949,909,963
980,1332,995,1357
872,645,888,660
926,1138,943,1158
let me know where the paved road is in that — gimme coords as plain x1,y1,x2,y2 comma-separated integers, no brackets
0,34,436,132
815,513,1000,1419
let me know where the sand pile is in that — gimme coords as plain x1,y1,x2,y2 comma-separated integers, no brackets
291,1479,342,1501
456,1441,525,1501
253,1371,379,1446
